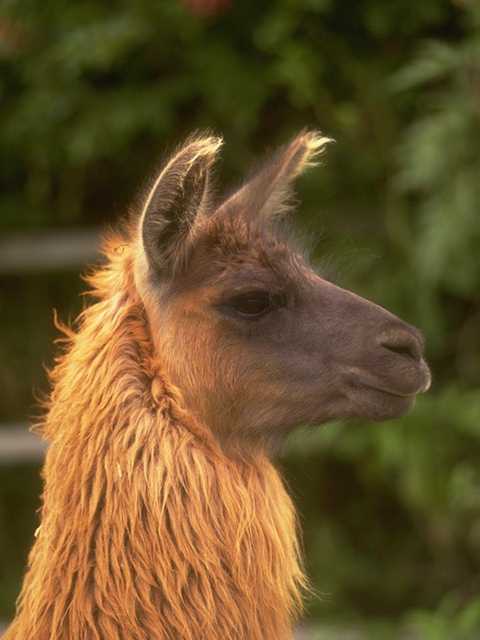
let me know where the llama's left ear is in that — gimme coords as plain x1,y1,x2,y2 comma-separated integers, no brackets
216,130,332,220
141,134,223,276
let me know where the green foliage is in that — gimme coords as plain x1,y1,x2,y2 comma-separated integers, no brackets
393,8,480,302
1,0,479,632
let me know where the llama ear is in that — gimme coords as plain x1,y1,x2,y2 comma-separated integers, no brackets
216,130,332,220
141,134,223,275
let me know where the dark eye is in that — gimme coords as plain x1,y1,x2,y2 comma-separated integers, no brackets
226,291,285,319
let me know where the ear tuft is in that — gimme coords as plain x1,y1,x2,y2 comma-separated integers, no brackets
290,130,333,176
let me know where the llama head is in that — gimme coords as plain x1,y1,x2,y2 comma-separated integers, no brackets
134,132,431,449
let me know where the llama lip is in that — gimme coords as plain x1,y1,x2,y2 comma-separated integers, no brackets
359,383,418,399
356,369,431,399
346,359,431,398
420,363,432,392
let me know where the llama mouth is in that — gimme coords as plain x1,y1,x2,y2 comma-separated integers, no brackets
345,380,418,421
357,374,431,401
342,362,431,421
363,369,431,398
346,360,431,400
360,383,417,399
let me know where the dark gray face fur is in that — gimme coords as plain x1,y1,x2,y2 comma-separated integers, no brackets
137,132,431,449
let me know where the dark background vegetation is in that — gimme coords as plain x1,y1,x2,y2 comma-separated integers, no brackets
1,0,479,637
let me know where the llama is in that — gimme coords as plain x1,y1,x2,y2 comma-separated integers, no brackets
5,131,431,640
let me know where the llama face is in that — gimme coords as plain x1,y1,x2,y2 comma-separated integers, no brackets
135,133,431,446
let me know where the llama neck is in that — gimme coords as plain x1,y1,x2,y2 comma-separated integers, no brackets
6,280,306,640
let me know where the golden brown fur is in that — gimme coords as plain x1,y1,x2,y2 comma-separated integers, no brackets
5,234,306,639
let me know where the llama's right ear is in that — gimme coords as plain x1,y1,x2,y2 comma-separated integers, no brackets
141,135,223,276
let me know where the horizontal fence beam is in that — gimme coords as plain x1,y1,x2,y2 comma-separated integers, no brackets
0,426,47,464
0,229,101,274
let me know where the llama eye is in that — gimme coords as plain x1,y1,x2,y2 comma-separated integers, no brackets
228,291,273,318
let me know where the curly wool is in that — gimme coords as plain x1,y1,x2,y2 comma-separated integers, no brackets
5,234,307,640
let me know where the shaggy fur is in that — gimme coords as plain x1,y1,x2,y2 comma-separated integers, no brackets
5,235,306,640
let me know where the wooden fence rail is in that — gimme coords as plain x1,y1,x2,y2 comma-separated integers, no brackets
0,229,101,274
0,426,46,464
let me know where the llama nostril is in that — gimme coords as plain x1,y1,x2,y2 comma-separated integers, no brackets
379,329,423,362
